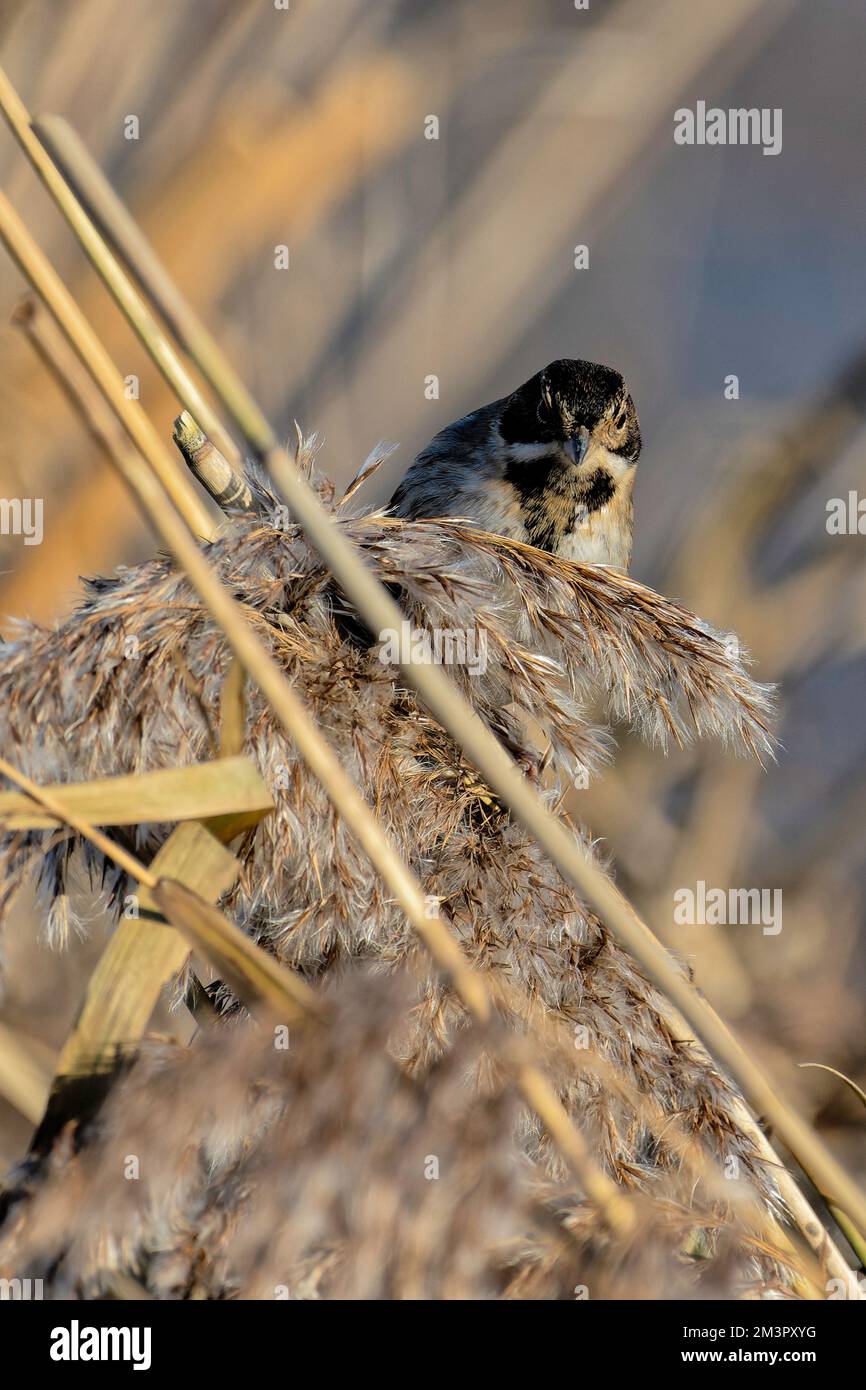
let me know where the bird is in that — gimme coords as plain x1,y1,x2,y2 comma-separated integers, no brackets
389,359,642,569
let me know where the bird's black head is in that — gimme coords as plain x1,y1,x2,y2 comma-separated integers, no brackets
498,358,641,463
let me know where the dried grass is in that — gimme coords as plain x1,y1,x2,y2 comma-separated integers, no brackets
0,462,795,1296
0,972,792,1301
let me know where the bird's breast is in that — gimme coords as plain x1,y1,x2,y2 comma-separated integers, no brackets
504,454,633,568
554,509,633,568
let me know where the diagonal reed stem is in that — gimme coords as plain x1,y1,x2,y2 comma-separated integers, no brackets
33,114,269,465
0,754,156,888
0,66,239,477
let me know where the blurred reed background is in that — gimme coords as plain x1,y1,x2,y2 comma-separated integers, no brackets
0,0,864,1185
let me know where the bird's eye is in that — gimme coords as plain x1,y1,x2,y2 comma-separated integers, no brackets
614,406,628,431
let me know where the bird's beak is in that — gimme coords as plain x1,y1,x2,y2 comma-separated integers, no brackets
563,426,590,466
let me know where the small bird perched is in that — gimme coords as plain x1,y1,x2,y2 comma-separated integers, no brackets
389,359,642,569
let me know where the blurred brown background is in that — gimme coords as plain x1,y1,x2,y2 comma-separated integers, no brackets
0,0,864,1182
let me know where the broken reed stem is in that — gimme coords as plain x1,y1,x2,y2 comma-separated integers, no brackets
0,193,633,1237
0,66,238,481
173,411,253,513
5,102,861,1275
150,880,323,1028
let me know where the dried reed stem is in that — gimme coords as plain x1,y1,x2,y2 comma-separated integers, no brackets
33,114,264,463
0,193,215,539
173,411,253,513
12,296,135,470
0,65,238,475
0,754,153,887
